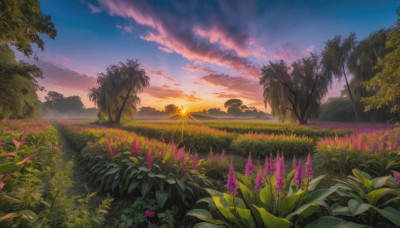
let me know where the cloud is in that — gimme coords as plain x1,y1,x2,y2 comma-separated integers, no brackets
144,85,201,102
89,0,264,78
273,43,302,63
142,64,176,82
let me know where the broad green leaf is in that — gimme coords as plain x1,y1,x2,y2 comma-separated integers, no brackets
285,202,318,220
186,209,231,227
155,190,168,207
104,167,119,176
284,169,296,193
309,175,326,191
260,182,273,209
165,177,176,184
141,179,153,197
330,203,352,217
236,207,256,228
237,181,254,206
371,176,390,189
129,157,139,164
365,188,390,205
305,188,335,205
176,178,186,191
371,206,400,226
193,222,226,228
128,181,139,193
348,199,370,217
253,205,292,228
352,169,373,192
305,216,371,228
280,189,306,217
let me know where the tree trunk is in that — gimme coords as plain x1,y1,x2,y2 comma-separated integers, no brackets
343,69,359,122
115,88,132,124
107,106,114,123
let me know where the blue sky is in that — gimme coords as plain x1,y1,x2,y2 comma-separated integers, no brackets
25,0,398,111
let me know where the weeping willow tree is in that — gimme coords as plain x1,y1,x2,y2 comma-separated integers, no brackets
260,54,332,125
0,45,43,120
89,59,150,124
347,29,392,122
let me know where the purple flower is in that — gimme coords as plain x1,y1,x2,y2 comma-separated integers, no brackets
255,169,263,191
274,158,284,193
0,142,4,147
0,172,9,192
245,153,253,176
144,209,154,218
1,173,9,182
227,160,238,194
292,155,296,170
294,160,303,187
264,156,270,175
21,129,28,144
147,149,152,169
22,153,41,164
392,170,400,185
221,149,225,159
381,136,387,154
305,152,312,179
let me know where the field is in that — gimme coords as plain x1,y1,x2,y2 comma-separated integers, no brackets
1,120,399,228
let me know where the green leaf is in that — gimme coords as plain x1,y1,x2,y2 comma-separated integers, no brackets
236,207,256,228
285,202,318,220
186,209,231,227
305,216,371,228
129,157,139,164
128,181,139,193
253,205,292,228
309,175,326,191
176,178,186,191
165,177,176,184
105,167,119,176
260,183,273,209
348,199,370,217
193,222,226,228
371,176,390,189
365,188,390,205
305,188,335,205
0,162,17,173
156,190,168,207
141,179,153,197
352,169,373,192
280,189,306,217
371,206,400,226
330,203,352,217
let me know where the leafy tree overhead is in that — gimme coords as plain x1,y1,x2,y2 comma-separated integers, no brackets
362,9,400,113
322,33,360,121
224,99,244,118
260,53,332,124
0,0,57,57
89,59,150,124
0,45,42,120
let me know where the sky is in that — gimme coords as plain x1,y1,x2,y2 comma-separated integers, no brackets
19,0,399,112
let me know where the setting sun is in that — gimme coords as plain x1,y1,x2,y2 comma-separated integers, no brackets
181,109,186,114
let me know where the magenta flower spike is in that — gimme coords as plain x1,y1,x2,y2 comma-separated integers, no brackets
0,142,4,147
144,209,154,218
294,160,303,186
147,149,152,169
22,153,41,164
221,149,225,159
381,136,387,154
371,141,376,154
264,156,269,175
255,169,263,191
114,136,118,155
1,173,9,182
305,152,312,179
245,153,254,176
292,155,296,170
269,152,274,173
21,129,28,144
227,160,238,194
274,158,284,193
193,152,198,170
0,172,9,192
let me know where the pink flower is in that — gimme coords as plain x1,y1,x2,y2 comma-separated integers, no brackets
0,173,9,192
0,152,16,157
292,155,296,170
221,149,225,159
11,139,23,150
144,209,154,218
193,152,198,170
0,142,4,147
131,138,139,156
274,158,284,193
21,129,28,144
1,173,9,182
22,153,41,164
114,136,118,155
392,170,400,185
245,153,253,176
381,136,387,154
147,149,152,169
305,153,312,179
255,169,263,191
294,160,303,187
264,156,270,175
227,160,238,194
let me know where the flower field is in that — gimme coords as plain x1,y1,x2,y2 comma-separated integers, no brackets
1,120,399,227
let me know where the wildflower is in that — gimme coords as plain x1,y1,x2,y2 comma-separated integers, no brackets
255,169,263,191
294,160,303,187
245,153,254,176
0,142,4,147
269,152,274,173
221,149,225,159
11,139,23,150
292,155,296,170
147,149,152,169
21,129,28,144
227,160,238,194
193,152,198,170
274,158,284,193
0,152,16,157
392,170,400,185
144,209,154,218
22,153,41,164
381,136,387,154
1,173,9,182
264,156,269,175
0,173,9,192
114,136,118,155
305,152,312,179
131,138,139,156
371,141,377,154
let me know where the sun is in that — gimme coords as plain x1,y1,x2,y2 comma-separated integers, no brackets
181,109,186,114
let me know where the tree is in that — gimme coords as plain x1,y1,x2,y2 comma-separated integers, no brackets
260,53,331,124
0,0,57,57
0,45,42,120
224,99,243,118
347,29,391,121
362,9,400,113
318,97,355,122
165,104,180,115
42,91,85,114
322,33,360,121
207,108,226,116
89,59,150,124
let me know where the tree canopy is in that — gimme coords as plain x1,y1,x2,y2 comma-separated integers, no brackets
260,53,331,124
89,59,150,124
362,9,400,113
224,99,244,118
0,0,57,57
165,104,180,115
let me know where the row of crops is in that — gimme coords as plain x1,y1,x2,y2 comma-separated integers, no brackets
1,120,400,227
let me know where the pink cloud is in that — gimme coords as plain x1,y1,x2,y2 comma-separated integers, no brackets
142,64,176,82
273,43,301,63
144,85,201,102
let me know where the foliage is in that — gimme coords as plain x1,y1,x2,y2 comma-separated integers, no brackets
89,59,150,124
0,0,57,57
0,45,43,120
362,9,400,113
187,154,334,227
230,133,315,158
224,99,245,118
318,97,355,122
260,54,332,124
318,169,400,227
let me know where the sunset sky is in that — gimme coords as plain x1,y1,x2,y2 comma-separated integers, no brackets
20,0,398,112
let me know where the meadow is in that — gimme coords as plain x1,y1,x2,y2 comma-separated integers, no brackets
1,120,399,228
